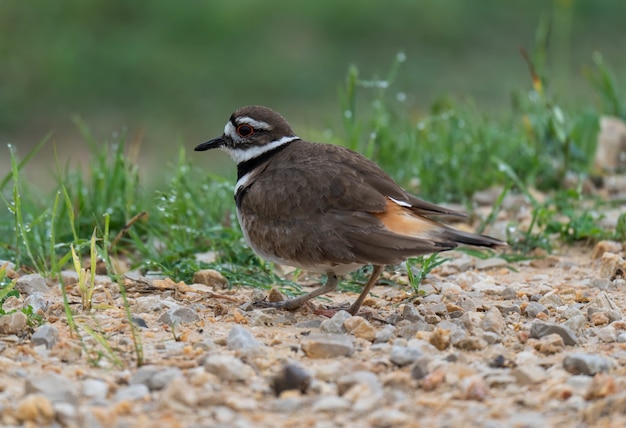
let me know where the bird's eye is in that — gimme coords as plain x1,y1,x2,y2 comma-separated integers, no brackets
237,124,254,137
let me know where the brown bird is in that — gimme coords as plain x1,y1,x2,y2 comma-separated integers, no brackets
195,105,505,315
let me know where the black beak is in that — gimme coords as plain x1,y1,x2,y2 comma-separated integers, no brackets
194,136,225,151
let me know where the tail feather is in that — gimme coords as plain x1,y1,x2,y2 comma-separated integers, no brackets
440,227,507,249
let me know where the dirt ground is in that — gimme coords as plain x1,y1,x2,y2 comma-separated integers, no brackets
1,234,626,427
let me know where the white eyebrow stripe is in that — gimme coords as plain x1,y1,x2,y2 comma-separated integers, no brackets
235,116,272,130
224,121,237,138
389,196,411,207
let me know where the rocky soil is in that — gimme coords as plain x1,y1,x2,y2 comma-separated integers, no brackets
1,233,626,428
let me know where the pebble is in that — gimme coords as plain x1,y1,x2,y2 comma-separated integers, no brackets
204,355,255,381
319,310,351,334
481,307,505,334
82,379,110,400
475,257,508,270
311,396,351,412
530,321,578,345
410,357,431,380
15,394,55,425
374,324,395,343
192,269,229,288
113,384,150,402
0,311,28,334
524,302,548,318
248,309,275,326
343,316,376,341
23,293,50,314
15,273,49,295
390,345,421,367
497,304,521,315
271,364,311,396
563,314,587,332
368,408,409,427
131,365,183,391
596,325,617,342
301,333,354,358
460,375,489,401
25,373,78,405
54,402,78,426
157,306,200,325
400,304,424,322
227,325,263,350
511,365,546,385
537,333,565,354
159,377,198,410
598,252,626,280
563,353,613,375
31,324,59,350
455,336,488,350
538,291,564,308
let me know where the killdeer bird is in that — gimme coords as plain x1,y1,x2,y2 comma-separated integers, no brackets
195,105,505,315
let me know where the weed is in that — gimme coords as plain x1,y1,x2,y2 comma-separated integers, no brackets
405,253,451,295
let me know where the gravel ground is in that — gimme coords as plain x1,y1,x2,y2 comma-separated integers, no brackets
1,184,626,428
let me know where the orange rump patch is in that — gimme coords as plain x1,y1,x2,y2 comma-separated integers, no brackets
373,199,440,237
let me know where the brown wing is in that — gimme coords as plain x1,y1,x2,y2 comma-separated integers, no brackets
239,141,502,268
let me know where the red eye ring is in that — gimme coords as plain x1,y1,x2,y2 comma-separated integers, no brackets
236,124,254,137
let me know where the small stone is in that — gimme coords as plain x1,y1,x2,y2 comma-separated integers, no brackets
524,302,548,318
295,319,323,329
23,293,50,314
530,321,578,345
585,373,617,400
54,402,78,427
599,253,626,280
455,336,488,350
471,276,498,291
0,311,28,334
343,316,376,341
157,306,200,325
374,324,395,343
320,310,351,334
475,257,508,270
591,240,622,259
31,324,59,350
15,273,49,295
538,291,563,308
401,304,424,322
267,288,285,302
596,325,617,343
511,365,546,385
113,384,150,402
460,375,489,401
589,311,610,326
617,332,626,343
192,269,228,288
390,345,421,367
15,394,55,425
590,278,611,290
271,364,311,396
248,309,275,326
25,373,78,405
131,365,183,391
481,307,505,334
132,315,148,328
429,327,450,350
563,353,614,375
537,333,565,354
204,355,255,381
496,304,521,316
368,409,409,427
301,333,354,358
421,369,446,391
227,325,263,350
482,331,500,344
311,396,351,412
82,379,109,400
563,314,587,332
594,116,626,172
159,377,198,411
410,357,431,380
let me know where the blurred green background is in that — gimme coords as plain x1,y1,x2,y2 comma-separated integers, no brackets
1,0,625,182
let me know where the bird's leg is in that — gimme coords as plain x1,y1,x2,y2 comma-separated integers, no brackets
348,265,384,316
256,272,339,311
